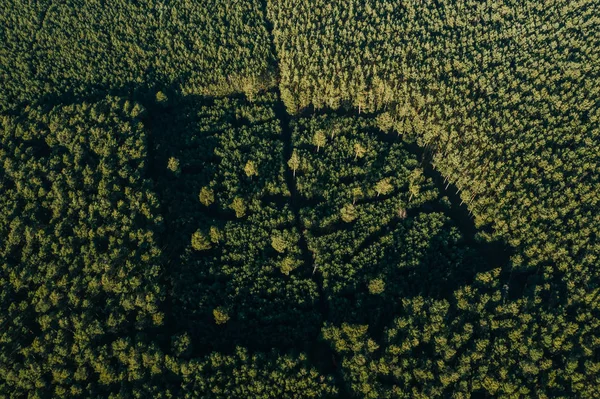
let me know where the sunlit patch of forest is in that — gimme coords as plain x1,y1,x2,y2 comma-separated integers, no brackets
1,0,599,397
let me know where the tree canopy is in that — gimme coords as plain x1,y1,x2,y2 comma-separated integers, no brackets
1,0,599,397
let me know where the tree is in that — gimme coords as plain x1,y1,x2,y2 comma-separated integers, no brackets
408,168,423,201
271,234,288,253
209,226,222,243
280,257,297,275
199,187,215,206
352,187,364,205
171,333,192,357
288,151,301,177
376,112,394,133
230,197,246,218
155,91,168,104
313,131,326,152
340,204,358,223
244,160,258,178
409,183,420,201
213,307,230,325
241,76,260,102
167,157,180,174
375,178,393,197
354,143,366,160
192,230,212,251
368,279,385,295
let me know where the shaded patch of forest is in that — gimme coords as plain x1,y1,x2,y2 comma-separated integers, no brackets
1,0,599,396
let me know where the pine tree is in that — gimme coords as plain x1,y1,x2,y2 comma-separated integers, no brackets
244,160,258,178
199,187,215,206
288,151,301,177
375,178,393,197
192,230,212,251
313,131,326,152
230,197,246,218
340,204,358,223
354,143,366,160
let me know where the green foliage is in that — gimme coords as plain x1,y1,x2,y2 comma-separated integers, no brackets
155,91,168,104
267,5,600,395
288,150,301,176
213,307,230,325
199,187,215,207
268,0,600,288
367,279,385,295
290,114,487,326
340,204,358,223
313,130,327,152
209,226,222,244
172,333,193,358
0,97,166,397
2,1,599,396
174,348,337,398
0,0,276,111
279,257,299,276
353,143,367,160
191,230,212,251
375,112,394,133
374,178,394,197
230,197,247,218
168,156,181,173
271,234,289,254
323,268,600,398
152,93,322,351
244,160,258,178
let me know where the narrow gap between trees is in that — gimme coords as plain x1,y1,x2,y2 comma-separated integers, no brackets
260,0,345,385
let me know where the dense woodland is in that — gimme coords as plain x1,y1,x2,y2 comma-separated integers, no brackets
0,0,275,112
1,0,599,398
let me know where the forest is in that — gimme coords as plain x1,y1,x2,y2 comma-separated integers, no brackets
1,0,599,398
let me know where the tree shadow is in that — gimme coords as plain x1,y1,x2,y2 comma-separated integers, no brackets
145,90,323,356
298,111,514,341
325,210,509,339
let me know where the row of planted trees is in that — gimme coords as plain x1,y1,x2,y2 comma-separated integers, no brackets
0,0,276,113
266,2,600,394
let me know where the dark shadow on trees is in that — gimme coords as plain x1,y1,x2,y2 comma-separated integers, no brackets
297,109,514,343
145,90,324,356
